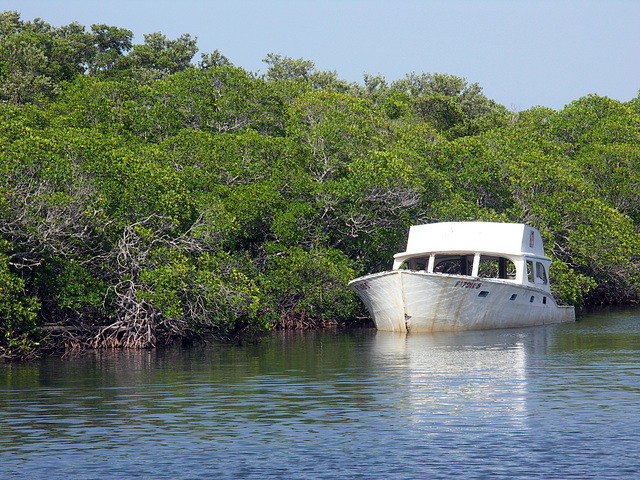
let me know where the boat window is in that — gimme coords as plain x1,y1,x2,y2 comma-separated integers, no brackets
478,256,516,280
433,255,473,276
460,255,472,276
536,262,548,285
404,258,427,271
433,257,460,274
526,260,535,283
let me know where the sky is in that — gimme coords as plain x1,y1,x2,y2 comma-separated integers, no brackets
8,0,640,111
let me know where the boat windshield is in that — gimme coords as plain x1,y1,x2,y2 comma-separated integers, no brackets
433,255,473,275
477,255,516,280
402,254,517,280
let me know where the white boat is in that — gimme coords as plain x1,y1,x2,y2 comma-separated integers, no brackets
348,222,575,332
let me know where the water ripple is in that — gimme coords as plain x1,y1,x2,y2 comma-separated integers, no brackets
1,313,639,479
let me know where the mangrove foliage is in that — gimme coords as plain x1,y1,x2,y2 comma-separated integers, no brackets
2,11,640,358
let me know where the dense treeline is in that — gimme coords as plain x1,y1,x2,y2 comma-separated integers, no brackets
2,11,640,358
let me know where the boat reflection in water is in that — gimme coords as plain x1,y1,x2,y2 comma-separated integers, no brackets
369,326,548,428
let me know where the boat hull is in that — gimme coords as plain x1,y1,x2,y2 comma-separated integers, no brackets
349,271,575,333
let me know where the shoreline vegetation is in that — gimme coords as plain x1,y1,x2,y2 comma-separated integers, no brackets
2,11,640,360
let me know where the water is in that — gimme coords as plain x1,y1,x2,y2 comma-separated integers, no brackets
1,309,639,479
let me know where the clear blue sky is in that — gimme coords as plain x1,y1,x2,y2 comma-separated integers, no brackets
9,0,640,111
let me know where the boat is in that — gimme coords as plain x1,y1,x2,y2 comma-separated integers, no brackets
348,221,575,332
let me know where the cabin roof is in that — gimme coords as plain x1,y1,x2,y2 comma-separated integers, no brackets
394,222,549,260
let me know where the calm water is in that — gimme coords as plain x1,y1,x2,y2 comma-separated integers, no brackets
1,309,639,479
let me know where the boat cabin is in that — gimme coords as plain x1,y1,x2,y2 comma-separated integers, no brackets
392,222,552,292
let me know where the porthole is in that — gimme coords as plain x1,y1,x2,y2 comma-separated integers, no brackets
509,294,517,301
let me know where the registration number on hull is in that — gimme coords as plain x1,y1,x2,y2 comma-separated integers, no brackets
454,281,482,289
